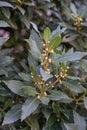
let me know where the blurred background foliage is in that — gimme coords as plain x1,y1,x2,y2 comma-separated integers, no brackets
0,0,87,51
0,0,87,130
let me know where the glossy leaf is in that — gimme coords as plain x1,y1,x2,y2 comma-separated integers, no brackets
21,86,39,96
0,37,9,46
30,22,39,33
21,97,40,121
81,22,87,26
28,53,38,67
2,104,22,125
84,97,87,109
62,2,73,20
1,8,11,19
70,3,77,14
73,112,86,130
21,16,30,29
0,1,14,8
81,60,87,72
18,73,32,81
3,80,25,96
0,68,8,77
30,29,42,51
48,35,61,50
16,5,25,15
0,56,13,67
48,90,71,102
0,21,10,27
63,81,85,93
64,123,78,130
6,19,18,29
3,99,13,110
67,76,81,80
44,27,51,43
25,39,41,60
53,52,87,63
50,26,66,39
40,67,53,81
0,85,10,96
46,115,56,128
40,96,50,105
26,116,40,130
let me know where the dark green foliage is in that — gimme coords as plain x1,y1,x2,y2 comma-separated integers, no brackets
1,27,87,130
0,0,87,130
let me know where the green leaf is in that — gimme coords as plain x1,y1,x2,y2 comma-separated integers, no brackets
40,67,53,81
16,5,25,15
1,8,11,19
48,35,61,50
70,3,77,14
64,123,78,130
26,115,40,130
30,22,39,33
84,97,87,109
73,112,86,130
21,15,30,29
44,27,51,43
0,21,10,27
0,48,12,56
81,60,87,72
21,97,40,121
25,39,41,60
81,22,87,26
0,56,13,67
62,3,73,20
53,52,87,63
40,96,50,105
22,127,29,130
3,99,12,110
0,84,10,96
50,26,66,39
28,53,38,67
18,73,32,81
6,19,18,29
21,86,38,96
0,68,8,77
67,76,81,81
48,90,71,102
80,8,87,17
2,104,22,125
30,29,42,51
46,115,56,128
42,109,50,120
3,80,25,96
0,37,9,46
63,81,85,93
0,1,14,8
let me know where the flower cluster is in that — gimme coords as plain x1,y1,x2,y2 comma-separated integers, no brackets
41,43,53,74
31,41,69,99
31,72,48,99
31,72,45,90
37,91,47,99
74,16,83,32
54,66,69,85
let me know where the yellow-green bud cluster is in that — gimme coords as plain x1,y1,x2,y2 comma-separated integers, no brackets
16,0,22,5
55,66,69,84
31,73,45,89
37,91,47,99
41,43,53,74
74,16,83,32
56,115,62,122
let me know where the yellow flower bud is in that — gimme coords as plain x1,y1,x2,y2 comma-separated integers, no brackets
37,95,40,99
